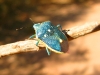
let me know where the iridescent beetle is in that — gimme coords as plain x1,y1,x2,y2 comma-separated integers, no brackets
30,21,68,55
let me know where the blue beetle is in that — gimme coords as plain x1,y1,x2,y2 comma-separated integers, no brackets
30,21,68,55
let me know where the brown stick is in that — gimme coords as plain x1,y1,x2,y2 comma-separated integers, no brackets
0,22,100,57
66,22,100,38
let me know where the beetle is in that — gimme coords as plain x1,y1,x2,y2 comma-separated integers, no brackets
30,21,68,55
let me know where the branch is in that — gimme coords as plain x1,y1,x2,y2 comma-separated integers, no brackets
66,22,100,39
0,22,100,57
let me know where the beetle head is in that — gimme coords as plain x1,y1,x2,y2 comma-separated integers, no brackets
33,23,41,30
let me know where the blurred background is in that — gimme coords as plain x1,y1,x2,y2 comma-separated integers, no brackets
0,0,100,75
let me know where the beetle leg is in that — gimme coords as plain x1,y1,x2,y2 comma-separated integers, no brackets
36,40,40,46
56,24,62,30
46,47,51,55
29,34,36,39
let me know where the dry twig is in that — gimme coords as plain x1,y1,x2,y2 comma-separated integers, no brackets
0,22,100,57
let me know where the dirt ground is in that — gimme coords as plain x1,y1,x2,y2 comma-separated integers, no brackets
0,0,100,75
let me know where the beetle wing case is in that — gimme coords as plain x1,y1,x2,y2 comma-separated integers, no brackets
33,21,68,55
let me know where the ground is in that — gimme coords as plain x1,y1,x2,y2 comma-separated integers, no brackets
0,0,100,75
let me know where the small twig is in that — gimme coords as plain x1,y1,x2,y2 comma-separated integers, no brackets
66,22,100,38
0,40,36,57
0,22,100,57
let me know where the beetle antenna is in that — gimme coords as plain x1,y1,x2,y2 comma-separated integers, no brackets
16,18,34,31
29,18,34,23
16,26,32,31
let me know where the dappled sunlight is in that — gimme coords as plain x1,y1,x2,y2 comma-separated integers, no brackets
31,15,49,22
0,0,100,75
